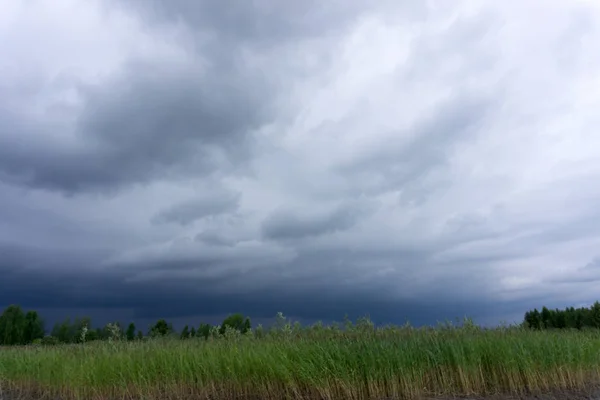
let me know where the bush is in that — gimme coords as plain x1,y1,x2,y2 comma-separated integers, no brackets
40,335,59,346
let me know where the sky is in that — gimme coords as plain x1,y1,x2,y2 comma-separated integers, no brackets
1,0,600,331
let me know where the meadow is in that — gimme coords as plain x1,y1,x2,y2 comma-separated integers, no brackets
2,317,600,400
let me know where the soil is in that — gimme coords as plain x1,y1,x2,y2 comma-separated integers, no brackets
421,385,600,400
2,386,600,400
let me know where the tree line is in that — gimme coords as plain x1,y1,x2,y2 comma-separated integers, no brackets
0,304,251,346
3,300,600,346
522,301,600,330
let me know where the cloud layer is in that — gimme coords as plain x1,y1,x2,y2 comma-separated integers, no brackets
2,0,600,328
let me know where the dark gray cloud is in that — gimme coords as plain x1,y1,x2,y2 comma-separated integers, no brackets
1,0,600,330
152,189,241,226
0,241,533,330
116,0,392,44
0,43,273,195
194,230,237,247
261,200,375,241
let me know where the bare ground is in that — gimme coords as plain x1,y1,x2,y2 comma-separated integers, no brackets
2,386,600,400
423,385,600,400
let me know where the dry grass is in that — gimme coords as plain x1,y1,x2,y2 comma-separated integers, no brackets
1,321,600,399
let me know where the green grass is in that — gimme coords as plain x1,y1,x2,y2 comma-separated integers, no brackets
1,323,600,399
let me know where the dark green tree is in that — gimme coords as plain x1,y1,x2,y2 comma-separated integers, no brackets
41,335,59,345
85,329,99,341
99,325,110,340
591,301,600,328
149,319,171,337
51,318,74,343
197,323,211,339
95,327,106,340
554,309,566,329
523,302,600,330
219,313,248,335
575,309,584,330
524,308,542,330
73,317,92,343
565,307,576,329
541,307,553,329
242,317,251,334
0,305,26,345
126,322,136,341
180,325,190,339
23,310,45,343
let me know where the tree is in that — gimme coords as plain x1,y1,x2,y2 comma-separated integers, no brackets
565,307,576,329
52,318,74,343
73,317,92,343
190,327,196,338
104,322,123,341
149,319,171,337
180,325,190,339
41,335,59,345
23,311,45,344
85,329,99,342
554,309,566,329
575,310,584,330
95,327,106,340
219,313,249,335
591,301,600,328
530,309,542,330
197,323,211,339
0,305,26,345
126,322,136,341
99,324,113,340
242,317,251,334
522,303,600,330
541,307,553,329
137,330,144,340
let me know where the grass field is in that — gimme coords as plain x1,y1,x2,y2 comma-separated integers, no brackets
1,321,600,400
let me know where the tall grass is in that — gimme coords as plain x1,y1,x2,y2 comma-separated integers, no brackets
1,321,600,399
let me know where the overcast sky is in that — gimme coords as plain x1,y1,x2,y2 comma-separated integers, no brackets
1,0,600,330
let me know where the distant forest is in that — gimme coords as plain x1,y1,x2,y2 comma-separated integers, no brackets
1,301,600,346
0,305,251,346
522,302,600,330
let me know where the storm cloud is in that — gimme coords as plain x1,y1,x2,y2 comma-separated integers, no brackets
152,187,241,226
261,199,376,241
2,0,600,329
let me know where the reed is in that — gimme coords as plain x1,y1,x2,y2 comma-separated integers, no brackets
1,321,600,399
